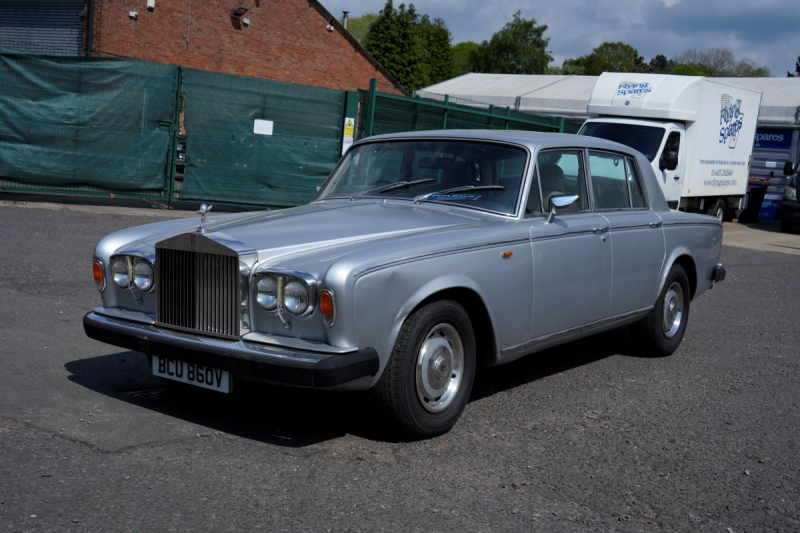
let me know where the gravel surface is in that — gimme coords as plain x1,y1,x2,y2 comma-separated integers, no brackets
1,205,798,532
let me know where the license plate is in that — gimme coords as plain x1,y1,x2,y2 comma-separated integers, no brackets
152,356,231,393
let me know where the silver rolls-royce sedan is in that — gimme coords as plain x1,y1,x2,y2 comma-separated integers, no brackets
84,131,726,437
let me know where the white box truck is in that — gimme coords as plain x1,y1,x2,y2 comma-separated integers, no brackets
579,73,762,221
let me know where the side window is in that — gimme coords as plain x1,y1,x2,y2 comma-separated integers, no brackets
525,168,542,215
625,158,646,208
664,131,680,157
589,151,630,210
536,150,588,212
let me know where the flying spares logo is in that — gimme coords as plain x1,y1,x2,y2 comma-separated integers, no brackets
719,94,744,148
617,82,652,105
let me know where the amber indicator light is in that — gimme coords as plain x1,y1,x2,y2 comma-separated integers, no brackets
320,289,334,317
92,260,105,282
501,251,513,259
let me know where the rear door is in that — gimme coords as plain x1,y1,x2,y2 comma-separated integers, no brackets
588,150,665,316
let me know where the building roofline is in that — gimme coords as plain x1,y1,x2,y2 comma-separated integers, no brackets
308,0,401,89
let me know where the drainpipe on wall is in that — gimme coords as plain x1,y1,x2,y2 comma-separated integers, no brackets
85,0,94,56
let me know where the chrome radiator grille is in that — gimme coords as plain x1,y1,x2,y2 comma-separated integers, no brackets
156,248,240,338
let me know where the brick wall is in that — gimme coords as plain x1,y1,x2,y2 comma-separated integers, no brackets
91,0,393,91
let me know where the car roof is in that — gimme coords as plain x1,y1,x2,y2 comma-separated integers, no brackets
360,129,638,156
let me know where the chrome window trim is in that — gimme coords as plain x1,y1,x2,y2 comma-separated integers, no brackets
530,147,592,215
586,149,652,212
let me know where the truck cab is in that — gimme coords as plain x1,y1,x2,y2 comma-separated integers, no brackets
579,73,762,222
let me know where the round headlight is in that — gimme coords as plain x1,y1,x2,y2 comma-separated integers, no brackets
112,257,129,288
133,260,154,291
283,279,309,315
256,276,278,310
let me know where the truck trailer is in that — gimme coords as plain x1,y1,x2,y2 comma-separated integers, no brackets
579,73,762,221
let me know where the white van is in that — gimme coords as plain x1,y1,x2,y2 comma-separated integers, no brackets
579,73,762,221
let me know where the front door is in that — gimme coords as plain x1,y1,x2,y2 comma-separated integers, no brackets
527,148,612,339
657,127,685,204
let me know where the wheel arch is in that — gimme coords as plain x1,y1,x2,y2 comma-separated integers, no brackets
412,287,497,369
660,251,697,300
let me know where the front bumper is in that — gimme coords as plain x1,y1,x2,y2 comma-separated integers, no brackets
83,312,379,388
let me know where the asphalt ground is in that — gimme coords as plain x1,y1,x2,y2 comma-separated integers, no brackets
1,204,799,532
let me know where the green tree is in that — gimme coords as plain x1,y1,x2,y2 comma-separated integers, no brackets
649,54,674,74
674,48,770,77
452,41,479,76
789,56,800,77
469,11,553,74
364,1,454,89
578,42,648,75
365,1,427,89
671,62,709,76
418,16,454,85
346,13,378,44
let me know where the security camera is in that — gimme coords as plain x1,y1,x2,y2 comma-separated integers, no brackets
326,24,334,32
129,11,138,20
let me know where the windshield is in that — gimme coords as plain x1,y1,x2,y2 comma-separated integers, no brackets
580,122,665,162
315,140,528,215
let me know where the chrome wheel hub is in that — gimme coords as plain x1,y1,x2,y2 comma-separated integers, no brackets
662,282,684,339
416,323,464,413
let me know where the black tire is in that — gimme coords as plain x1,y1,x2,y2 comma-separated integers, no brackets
706,199,725,223
637,264,691,356
374,300,476,438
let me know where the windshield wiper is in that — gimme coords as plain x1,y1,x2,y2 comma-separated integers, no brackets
349,178,435,201
414,185,504,204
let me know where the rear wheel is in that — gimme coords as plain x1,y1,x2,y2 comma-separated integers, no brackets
637,264,690,356
706,199,726,223
374,300,476,438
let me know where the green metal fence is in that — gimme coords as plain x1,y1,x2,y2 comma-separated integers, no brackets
179,68,346,208
0,50,179,201
0,52,574,209
357,78,565,139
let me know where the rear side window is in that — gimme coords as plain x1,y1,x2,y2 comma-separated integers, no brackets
589,151,646,210
626,159,646,208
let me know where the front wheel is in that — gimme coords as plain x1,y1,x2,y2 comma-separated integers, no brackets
637,264,691,356
374,300,476,438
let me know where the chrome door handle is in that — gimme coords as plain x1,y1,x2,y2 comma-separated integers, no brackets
649,221,662,228
593,227,604,233
674,176,680,181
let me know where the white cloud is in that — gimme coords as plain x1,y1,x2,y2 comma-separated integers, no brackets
321,0,800,76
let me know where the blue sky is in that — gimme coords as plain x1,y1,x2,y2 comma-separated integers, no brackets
322,0,800,77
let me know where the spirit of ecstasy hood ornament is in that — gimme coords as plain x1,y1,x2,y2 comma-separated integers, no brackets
196,203,213,234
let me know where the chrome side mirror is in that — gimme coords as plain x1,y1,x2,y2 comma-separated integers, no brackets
546,194,580,223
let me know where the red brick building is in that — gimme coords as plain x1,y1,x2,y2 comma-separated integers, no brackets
0,0,393,91
80,0,393,91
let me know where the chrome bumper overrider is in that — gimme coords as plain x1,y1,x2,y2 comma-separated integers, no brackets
83,312,379,387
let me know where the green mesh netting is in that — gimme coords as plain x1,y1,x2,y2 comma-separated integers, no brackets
180,68,345,207
357,90,563,139
0,51,177,191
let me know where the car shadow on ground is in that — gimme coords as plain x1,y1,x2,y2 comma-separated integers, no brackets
65,328,653,446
